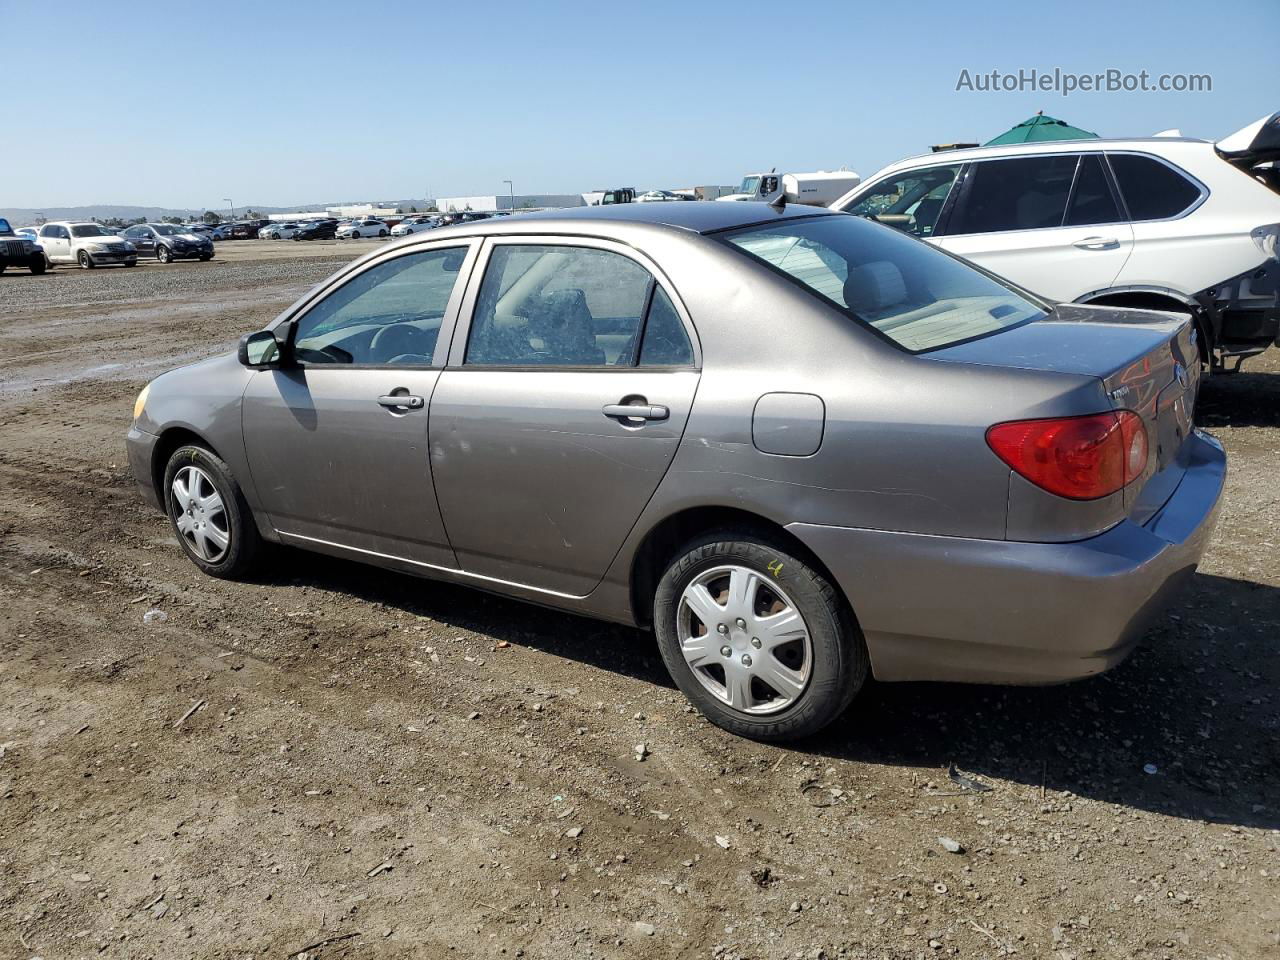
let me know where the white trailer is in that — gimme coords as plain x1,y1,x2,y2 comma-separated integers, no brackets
717,169,861,206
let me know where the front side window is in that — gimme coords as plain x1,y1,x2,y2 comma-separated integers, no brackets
948,155,1079,235
466,244,690,367
723,215,1046,353
1107,153,1203,220
842,165,960,237
291,247,469,365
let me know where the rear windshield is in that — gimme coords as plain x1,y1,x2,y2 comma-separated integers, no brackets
721,215,1046,352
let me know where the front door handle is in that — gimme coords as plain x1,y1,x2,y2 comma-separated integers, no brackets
1072,236,1120,250
377,394,424,409
603,402,669,421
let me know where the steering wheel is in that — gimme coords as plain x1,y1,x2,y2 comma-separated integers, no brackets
369,323,425,363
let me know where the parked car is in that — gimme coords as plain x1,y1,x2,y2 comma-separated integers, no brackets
390,216,438,237
830,112,1280,372
259,222,305,240
336,218,389,239
230,220,270,240
210,224,233,241
0,217,47,274
636,190,692,202
293,220,338,241
122,223,214,262
15,226,38,241
126,203,1224,741
38,221,137,268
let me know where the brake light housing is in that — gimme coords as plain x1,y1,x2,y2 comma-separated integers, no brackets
986,411,1148,500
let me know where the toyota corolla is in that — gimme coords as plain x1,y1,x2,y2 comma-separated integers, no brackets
126,202,1225,740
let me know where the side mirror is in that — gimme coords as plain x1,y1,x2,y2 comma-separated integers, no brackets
238,329,284,368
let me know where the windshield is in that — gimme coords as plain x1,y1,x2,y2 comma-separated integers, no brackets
0,218,11,235
737,176,761,196
152,224,185,236
70,224,109,237
722,215,1045,353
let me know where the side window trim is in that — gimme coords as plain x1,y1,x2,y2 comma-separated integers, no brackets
444,235,701,371
930,162,970,238
273,239,480,370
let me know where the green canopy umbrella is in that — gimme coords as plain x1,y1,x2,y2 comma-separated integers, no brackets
985,112,1098,145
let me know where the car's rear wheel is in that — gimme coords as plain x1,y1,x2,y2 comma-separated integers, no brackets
379,229,388,237
78,249,94,269
157,245,172,263
163,444,261,579
653,534,867,741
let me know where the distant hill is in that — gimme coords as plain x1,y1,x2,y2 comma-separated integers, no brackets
1,200,431,226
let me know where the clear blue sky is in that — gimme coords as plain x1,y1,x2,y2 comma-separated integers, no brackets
3,0,1276,209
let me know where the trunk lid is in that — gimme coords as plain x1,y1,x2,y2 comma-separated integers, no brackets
931,303,1199,517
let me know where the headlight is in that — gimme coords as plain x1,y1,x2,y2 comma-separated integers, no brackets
86,242,109,252
133,383,151,421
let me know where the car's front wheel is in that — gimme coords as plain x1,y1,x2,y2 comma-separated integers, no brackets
163,444,261,579
28,255,46,275
78,249,94,269
351,231,361,239
157,245,172,263
653,534,867,741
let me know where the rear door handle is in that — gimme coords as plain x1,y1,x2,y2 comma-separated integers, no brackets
1072,236,1120,250
602,403,669,421
377,394,424,409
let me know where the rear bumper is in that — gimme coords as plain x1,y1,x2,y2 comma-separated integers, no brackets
788,430,1226,685
126,425,163,512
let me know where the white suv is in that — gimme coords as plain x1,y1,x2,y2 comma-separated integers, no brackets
831,112,1280,371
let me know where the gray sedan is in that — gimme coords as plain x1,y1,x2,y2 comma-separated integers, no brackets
126,202,1225,740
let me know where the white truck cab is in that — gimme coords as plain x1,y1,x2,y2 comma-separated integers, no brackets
719,170,861,206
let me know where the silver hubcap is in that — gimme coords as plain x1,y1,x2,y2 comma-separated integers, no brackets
170,465,230,563
677,564,812,715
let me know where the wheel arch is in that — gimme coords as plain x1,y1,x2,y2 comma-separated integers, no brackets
627,505,850,630
151,426,225,506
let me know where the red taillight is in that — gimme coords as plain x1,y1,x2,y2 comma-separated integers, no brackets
986,411,1148,500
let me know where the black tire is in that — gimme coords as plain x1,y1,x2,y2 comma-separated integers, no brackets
199,253,213,261
28,256,45,275
157,245,172,263
0,263,6,275
125,260,137,267
378,229,388,237
351,231,360,239
162,444,262,579
44,253,54,270
653,533,867,741
78,249,94,269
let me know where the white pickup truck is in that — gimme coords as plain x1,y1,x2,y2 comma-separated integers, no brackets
718,170,861,206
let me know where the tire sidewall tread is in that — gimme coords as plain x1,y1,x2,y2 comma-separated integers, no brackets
653,531,867,741
163,444,261,579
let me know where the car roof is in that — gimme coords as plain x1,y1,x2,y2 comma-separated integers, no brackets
882,136,1214,170
447,201,840,236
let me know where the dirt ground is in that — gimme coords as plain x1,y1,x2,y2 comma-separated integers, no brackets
1,249,1277,960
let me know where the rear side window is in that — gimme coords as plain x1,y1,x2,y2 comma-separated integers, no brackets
1108,154,1203,220
949,155,1078,235
467,245,652,367
1065,155,1122,226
